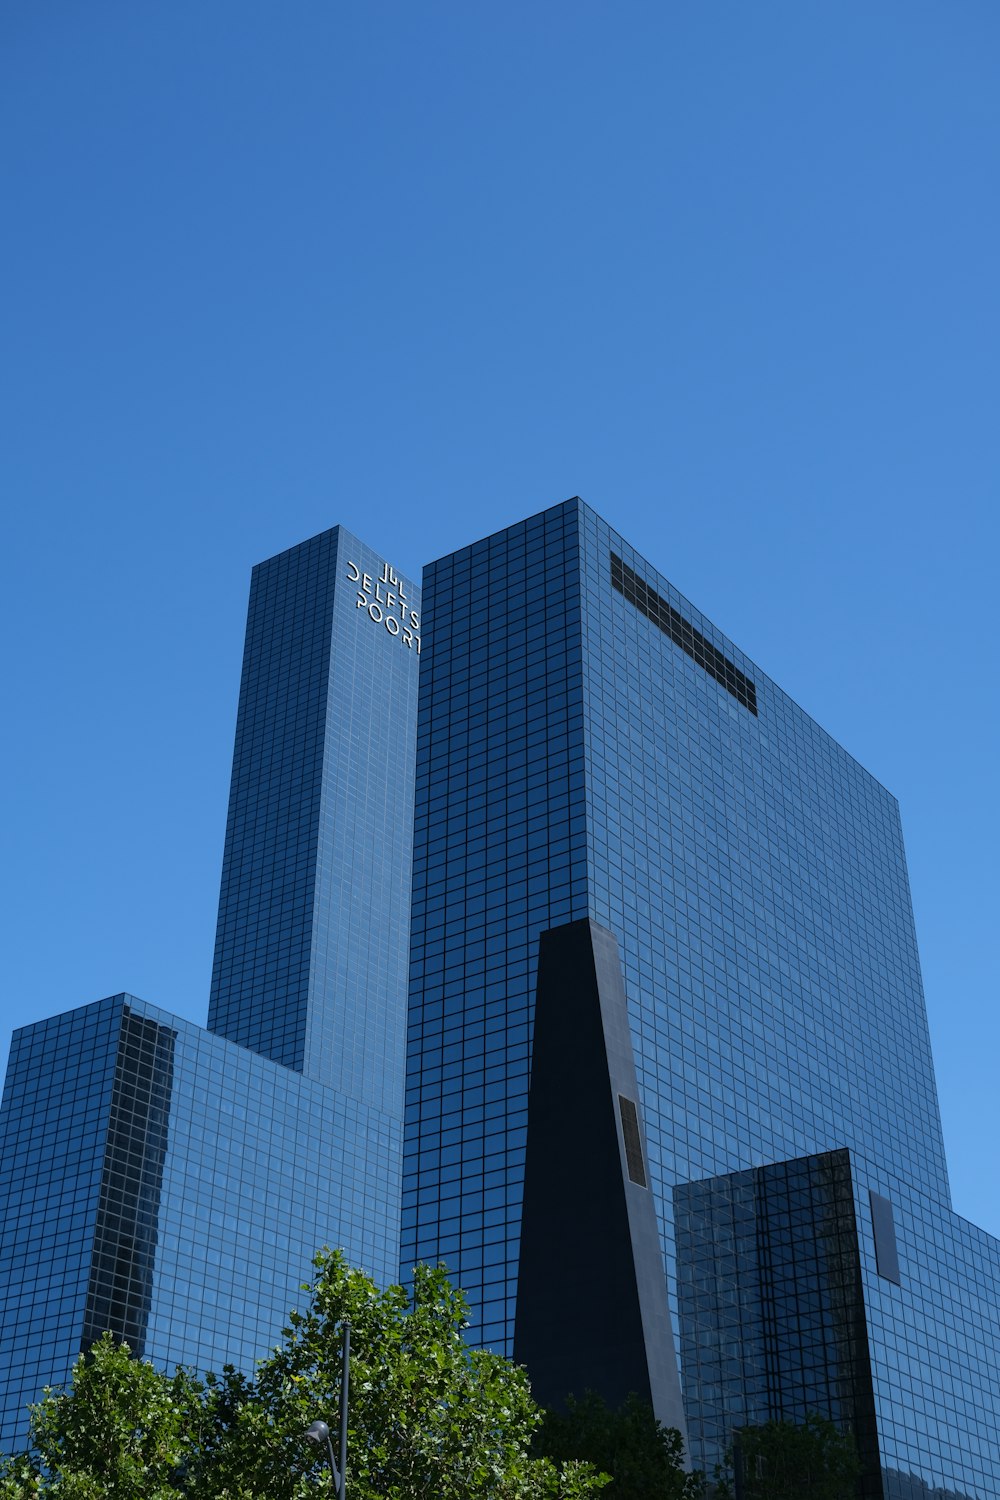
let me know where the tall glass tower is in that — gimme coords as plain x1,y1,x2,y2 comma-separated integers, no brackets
0,525,420,1451
3,499,997,1496
402,498,1000,1500
208,525,420,1113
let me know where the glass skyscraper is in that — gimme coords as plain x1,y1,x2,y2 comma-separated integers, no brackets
402,497,1000,1499
0,525,420,1451
2,498,997,1496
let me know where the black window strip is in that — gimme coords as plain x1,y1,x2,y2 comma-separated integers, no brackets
869,1190,901,1285
618,1094,648,1188
611,553,758,715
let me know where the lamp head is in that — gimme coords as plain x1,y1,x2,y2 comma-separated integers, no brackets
303,1419,331,1445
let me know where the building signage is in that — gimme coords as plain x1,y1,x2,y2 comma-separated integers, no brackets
347,559,420,652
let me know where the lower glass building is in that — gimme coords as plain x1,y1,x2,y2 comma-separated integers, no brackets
675,1150,1000,1499
0,525,420,1451
0,995,398,1450
675,1151,883,1494
402,497,1000,1498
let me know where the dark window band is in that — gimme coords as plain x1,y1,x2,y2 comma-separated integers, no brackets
611,553,758,715
870,1190,901,1284
618,1094,648,1188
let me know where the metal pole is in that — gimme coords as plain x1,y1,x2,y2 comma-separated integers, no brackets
733,1433,745,1500
324,1431,339,1494
337,1322,350,1500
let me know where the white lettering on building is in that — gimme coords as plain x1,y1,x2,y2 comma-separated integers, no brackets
346,559,420,653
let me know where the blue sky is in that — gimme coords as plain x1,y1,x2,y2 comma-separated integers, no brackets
1,2,997,1234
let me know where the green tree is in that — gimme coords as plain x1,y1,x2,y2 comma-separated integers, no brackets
200,1250,607,1498
2,1254,608,1500
716,1413,862,1500
536,1391,704,1500
0,1331,201,1498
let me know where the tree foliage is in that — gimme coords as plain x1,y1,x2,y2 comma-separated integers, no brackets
536,1391,704,1500
0,1253,608,1500
0,1332,201,1498
716,1413,862,1500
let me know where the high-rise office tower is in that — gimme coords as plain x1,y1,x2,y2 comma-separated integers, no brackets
402,498,1000,1500
208,527,420,1114
0,526,420,1450
3,499,997,1495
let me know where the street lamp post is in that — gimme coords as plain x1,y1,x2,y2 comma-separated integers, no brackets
303,1321,351,1498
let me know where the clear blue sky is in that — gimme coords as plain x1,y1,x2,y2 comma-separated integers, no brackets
2,3,997,1234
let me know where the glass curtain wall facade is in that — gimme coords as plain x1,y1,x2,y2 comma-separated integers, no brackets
404,503,589,1350
208,526,420,1114
2,498,997,1493
402,497,1000,1499
0,526,419,1451
675,1150,883,1495
0,995,399,1450
675,1149,1000,1499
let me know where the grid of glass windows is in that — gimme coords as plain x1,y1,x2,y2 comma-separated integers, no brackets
83,1008,175,1354
0,1001,118,1453
0,994,401,1451
402,497,999,1498
402,506,589,1349
675,1150,881,1494
1,526,418,1451
208,529,338,1074
209,526,420,1116
853,1150,1000,1499
304,534,421,1118
580,501,950,1290
676,1147,1000,1500
2,500,997,1493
